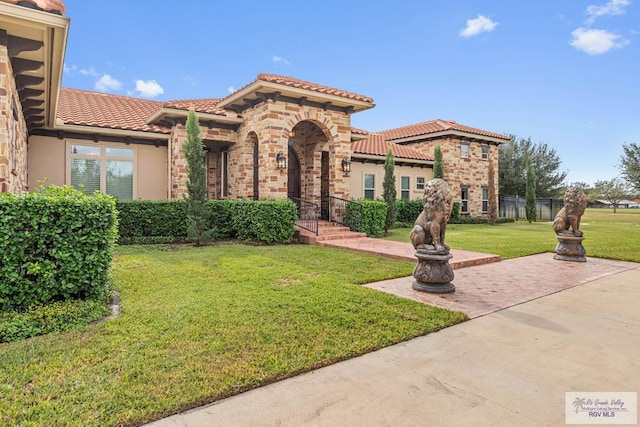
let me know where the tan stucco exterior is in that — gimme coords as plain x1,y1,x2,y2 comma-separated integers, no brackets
350,161,433,201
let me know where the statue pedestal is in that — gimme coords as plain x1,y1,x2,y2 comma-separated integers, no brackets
412,250,455,293
554,234,586,262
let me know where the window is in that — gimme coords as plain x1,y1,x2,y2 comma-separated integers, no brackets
460,185,469,213
416,177,425,191
401,176,410,200
364,173,375,200
482,186,489,212
69,144,134,199
481,144,489,160
460,143,469,159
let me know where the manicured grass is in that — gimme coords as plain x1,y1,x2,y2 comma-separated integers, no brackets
386,208,640,262
0,244,466,427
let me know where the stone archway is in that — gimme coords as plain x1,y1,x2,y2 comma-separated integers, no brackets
287,120,331,206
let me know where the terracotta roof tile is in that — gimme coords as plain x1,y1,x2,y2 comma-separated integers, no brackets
225,73,374,104
382,119,510,141
58,88,170,134
352,134,433,161
162,98,231,116
0,0,66,14
350,127,369,135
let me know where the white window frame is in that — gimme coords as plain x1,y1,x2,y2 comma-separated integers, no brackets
460,143,469,159
364,173,375,200
481,144,489,160
401,176,410,200
416,176,425,191
482,186,489,213
460,185,469,214
66,141,137,199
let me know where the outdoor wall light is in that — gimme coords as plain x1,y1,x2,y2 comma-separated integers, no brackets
289,130,296,138
341,157,351,173
277,152,287,170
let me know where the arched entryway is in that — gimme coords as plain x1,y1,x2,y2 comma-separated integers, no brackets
287,120,331,216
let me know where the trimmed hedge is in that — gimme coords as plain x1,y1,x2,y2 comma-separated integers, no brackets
0,186,118,311
116,199,296,245
396,199,423,224
346,200,387,237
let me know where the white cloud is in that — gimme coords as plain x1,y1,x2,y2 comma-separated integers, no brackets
569,27,630,54
134,80,164,98
184,75,197,87
460,15,498,38
227,86,236,94
585,0,630,24
63,63,77,75
95,74,122,92
80,66,100,77
272,55,291,66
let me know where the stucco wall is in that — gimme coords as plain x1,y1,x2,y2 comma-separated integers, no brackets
28,135,168,199
350,161,433,200
0,45,28,193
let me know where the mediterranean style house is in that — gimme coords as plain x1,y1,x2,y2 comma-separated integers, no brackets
1,0,509,219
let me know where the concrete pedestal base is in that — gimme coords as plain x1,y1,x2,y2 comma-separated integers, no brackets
554,235,586,262
412,250,455,293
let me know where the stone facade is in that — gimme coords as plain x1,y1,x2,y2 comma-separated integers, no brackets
409,137,499,216
0,46,28,194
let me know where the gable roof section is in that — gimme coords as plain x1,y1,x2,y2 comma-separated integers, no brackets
58,88,170,134
255,74,374,103
382,119,510,143
162,98,230,116
0,0,66,14
352,134,433,162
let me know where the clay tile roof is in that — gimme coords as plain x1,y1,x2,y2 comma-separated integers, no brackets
350,127,369,135
162,98,231,116
382,119,510,141
352,134,433,161
256,73,374,103
58,88,170,134
0,0,66,14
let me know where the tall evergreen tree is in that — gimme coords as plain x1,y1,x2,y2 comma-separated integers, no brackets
525,157,537,223
183,110,210,246
433,144,444,179
487,161,498,225
619,142,640,192
383,148,397,235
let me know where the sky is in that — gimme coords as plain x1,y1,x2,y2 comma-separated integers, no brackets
59,0,639,186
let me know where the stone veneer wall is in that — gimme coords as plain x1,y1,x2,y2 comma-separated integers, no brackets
0,45,28,193
410,137,500,216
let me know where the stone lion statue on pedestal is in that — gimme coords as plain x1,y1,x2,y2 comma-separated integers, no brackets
553,186,588,237
410,178,453,253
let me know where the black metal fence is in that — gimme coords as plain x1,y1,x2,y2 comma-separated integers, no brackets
329,196,363,232
290,197,319,235
499,195,564,221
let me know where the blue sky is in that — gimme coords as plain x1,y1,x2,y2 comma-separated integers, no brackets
60,0,638,186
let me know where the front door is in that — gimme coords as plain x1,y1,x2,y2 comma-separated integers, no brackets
287,145,301,199
321,151,329,220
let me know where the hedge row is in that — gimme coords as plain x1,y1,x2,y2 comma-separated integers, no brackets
116,199,297,245
346,200,387,237
0,186,118,311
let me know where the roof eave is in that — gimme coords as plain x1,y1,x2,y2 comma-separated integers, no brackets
218,80,375,112
146,108,244,125
54,123,171,140
389,130,510,145
351,153,434,166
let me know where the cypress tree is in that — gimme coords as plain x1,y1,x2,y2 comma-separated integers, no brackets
383,148,397,235
433,144,444,179
183,110,210,246
487,161,498,225
525,157,537,223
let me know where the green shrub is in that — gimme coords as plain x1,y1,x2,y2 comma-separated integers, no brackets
0,298,111,343
451,201,461,220
116,200,188,243
347,200,386,237
448,216,515,224
232,199,297,244
396,199,423,223
0,186,117,311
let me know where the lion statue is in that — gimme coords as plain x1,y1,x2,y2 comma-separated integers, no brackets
410,178,453,252
553,186,587,237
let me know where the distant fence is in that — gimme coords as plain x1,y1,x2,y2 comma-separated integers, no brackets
499,195,564,221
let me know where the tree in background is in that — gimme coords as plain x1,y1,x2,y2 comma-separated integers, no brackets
592,178,630,213
183,110,210,246
525,157,537,223
487,161,498,225
433,144,444,179
619,142,640,192
383,148,397,235
499,136,567,198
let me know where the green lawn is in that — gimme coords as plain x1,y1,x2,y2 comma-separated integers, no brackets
0,244,466,427
385,208,640,262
